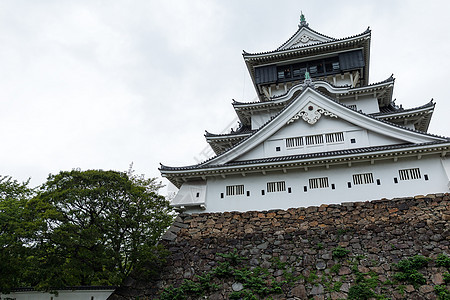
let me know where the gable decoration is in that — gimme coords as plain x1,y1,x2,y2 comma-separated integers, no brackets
287,102,338,125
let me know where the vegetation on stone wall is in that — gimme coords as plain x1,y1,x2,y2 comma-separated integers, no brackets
156,250,450,300
110,194,450,299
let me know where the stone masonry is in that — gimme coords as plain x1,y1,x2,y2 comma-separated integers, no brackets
111,194,450,299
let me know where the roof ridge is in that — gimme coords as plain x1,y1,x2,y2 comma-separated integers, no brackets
370,99,435,117
205,127,255,138
160,140,450,171
161,86,447,171
312,87,447,140
195,90,305,167
244,29,371,57
233,75,395,107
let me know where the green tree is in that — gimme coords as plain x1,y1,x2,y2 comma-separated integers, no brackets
0,176,36,292
28,169,174,289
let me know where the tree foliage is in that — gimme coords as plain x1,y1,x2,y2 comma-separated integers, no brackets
0,169,174,292
0,176,36,292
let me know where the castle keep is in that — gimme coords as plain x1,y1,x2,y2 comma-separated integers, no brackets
160,14,450,213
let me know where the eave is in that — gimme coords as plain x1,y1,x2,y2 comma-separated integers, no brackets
233,77,394,126
205,132,253,155
371,101,435,132
160,142,450,187
333,76,394,107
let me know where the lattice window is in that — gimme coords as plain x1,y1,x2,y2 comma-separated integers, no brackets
399,168,421,180
226,185,245,196
325,132,344,143
267,181,286,193
286,137,304,148
309,177,329,189
305,134,324,145
352,173,374,185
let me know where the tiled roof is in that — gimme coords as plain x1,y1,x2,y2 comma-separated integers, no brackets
233,76,394,107
204,125,255,138
313,87,444,138
160,140,450,171
243,28,370,57
162,85,447,172
161,85,448,173
371,100,434,116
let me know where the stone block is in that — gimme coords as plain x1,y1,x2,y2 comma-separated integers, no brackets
290,284,307,298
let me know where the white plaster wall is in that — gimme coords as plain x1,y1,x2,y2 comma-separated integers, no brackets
236,117,404,162
334,75,352,86
339,95,380,114
251,111,276,130
367,131,403,146
270,88,289,98
191,155,449,213
0,289,114,300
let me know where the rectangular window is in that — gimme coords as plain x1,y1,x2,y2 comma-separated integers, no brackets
267,181,286,193
332,62,340,71
286,137,304,148
309,177,329,189
226,185,244,196
305,134,324,145
352,173,374,185
399,168,421,180
277,66,291,79
325,132,344,143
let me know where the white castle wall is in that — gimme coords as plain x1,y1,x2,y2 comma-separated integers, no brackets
339,95,380,114
237,116,403,162
190,155,449,213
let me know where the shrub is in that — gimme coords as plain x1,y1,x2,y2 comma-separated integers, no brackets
436,254,450,268
332,246,350,259
393,255,430,287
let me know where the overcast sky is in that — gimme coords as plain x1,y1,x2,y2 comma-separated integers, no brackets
1,1,449,192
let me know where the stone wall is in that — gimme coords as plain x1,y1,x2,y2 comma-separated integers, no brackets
111,194,450,299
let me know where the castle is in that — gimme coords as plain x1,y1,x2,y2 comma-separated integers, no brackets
160,14,450,213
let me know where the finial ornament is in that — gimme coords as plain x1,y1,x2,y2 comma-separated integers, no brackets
304,70,310,80
299,11,309,27
302,70,315,88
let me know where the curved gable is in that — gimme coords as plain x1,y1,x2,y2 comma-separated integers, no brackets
202,87,446,166
278,26,334,50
